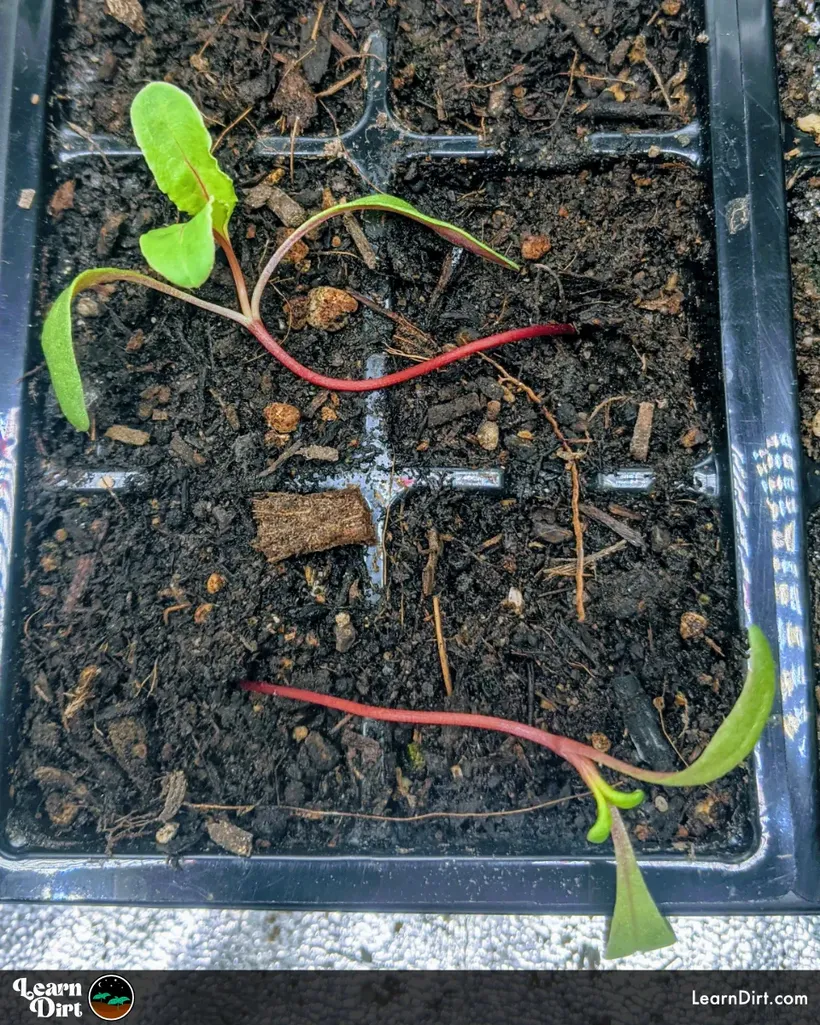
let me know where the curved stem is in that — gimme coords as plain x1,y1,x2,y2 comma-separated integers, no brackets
215,232,252,319
249,195,518,321
106,269,249,327
245,320,575,392
239,679,681,786
242,681,594,765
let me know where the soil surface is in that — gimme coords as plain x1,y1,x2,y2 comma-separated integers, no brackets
775,1,820,696
7,0,754,861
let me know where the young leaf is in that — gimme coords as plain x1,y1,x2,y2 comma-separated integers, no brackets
634,626,776,787
139,200,215,288
252,193,520,317
605,807,676,959
325,195,520,270
41,268,143,431
130,82,237,235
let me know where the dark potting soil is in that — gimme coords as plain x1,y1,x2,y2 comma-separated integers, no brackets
775,3,820,704
7,0,754,860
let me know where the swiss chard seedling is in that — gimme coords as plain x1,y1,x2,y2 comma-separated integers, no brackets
241,625,775,960
41,82,575,431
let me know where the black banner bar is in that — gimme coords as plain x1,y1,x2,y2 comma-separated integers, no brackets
0,971,816,1025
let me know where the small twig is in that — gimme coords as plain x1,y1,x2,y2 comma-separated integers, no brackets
289,116,300,182
422,527,442,597
183,802,256,814
579,502,644,548
274,792,586,824
643,54,675,110
476,351,585,619
329,712,354,734
195,5,234,60
569,460,585,619
341,211,378,269
432,595,453,697
587,394,630,425
66,121,112,171
541,539,627,579
652,698,689,769
258,439,303,478
315,67,362,98
310,1,325,41
211,105,253,154
546,51,578,131
163,601,191,625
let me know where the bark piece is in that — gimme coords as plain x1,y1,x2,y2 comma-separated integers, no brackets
300,445,339,462
206,820,253,856
104,0,145,33
253,488,376,563
266,187,306,227
160,770,187,822
106,424,149,446
427,391,483,427
48,180,75,216
629,402,654,462
169,433,206,466
579,502,644,548
540,0,607,64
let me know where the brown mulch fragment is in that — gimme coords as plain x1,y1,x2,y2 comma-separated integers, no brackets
427,392,483,427
253,488,376,563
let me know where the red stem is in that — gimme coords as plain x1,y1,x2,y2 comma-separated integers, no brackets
243,681,594,765
245,321,576,392
240,680,676,784
215,232,252,319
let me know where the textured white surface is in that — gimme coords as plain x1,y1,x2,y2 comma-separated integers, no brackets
0,907,819,970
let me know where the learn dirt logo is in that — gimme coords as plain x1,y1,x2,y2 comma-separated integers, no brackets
88,976,134,1020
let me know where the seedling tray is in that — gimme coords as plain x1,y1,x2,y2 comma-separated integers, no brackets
0,0,817,914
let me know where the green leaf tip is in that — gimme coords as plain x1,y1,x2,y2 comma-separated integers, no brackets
653,625,775,788
309,195,519,270
41,268,138,431
131,82,236,232
139,200,215,288
605,807,676,960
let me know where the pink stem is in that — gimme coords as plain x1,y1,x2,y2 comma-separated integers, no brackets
240,680,677,784
215,232,252,319
245,320,576,392
242,681,605,767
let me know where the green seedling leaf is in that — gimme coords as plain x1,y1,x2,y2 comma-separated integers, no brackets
650,625,775,787
130,82,237,235
41,268,141,431
253,192,521,319
305,195,518,269
139,200,215,288
586,774,644,844
605,807,676,959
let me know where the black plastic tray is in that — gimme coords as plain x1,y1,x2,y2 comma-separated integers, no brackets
0,0,816,913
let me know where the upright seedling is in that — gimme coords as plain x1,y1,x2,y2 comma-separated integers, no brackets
41,82,575,431
241,626,775,959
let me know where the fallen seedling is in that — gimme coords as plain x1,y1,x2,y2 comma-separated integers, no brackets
41,82,575,431
241,626,775,959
